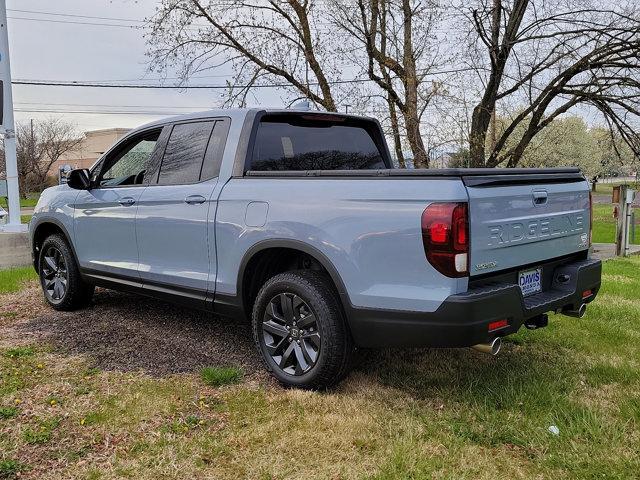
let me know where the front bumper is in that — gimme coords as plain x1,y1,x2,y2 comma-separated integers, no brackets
348,257,602,348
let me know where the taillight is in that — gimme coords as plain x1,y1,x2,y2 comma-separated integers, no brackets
421,202,469,277
589,191,593,247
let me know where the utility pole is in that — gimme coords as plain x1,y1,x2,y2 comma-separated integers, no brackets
0,0,24,232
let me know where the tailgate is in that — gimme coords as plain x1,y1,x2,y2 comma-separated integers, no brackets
465,172,590,276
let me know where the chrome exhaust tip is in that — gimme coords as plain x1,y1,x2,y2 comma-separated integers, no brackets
471,337,502,356
562,303,587,318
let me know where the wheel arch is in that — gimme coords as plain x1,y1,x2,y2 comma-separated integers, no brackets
237,239,351,321
31,218,78,273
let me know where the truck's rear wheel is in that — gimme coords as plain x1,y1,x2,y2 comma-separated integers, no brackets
38,234,94,311
252,270,353,389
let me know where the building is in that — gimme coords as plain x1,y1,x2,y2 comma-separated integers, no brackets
48,128,130,176
430,151,457,169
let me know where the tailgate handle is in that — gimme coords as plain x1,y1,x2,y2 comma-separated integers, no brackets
532,190,548,205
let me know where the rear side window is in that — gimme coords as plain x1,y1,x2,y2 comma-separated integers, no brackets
251,118,387,171
201,119,230,180
157,121,214,185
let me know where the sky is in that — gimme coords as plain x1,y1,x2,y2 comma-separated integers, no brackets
7,0,281,133
5,0,614,139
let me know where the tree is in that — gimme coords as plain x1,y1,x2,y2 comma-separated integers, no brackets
146,0,342,111
145,0,444,168
330,0,443,168
13,118,83,195
463,0,640,168
489,113,638,177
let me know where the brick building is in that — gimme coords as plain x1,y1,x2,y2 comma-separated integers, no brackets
47,128,129,176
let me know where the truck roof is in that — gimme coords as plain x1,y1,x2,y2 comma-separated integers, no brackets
132,108,375,134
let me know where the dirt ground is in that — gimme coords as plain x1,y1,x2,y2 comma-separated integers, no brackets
0,284,266,379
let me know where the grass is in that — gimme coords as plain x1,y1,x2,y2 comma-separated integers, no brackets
592,203,640,244
0,406,18,419
1,259,640,478
0,267,37,294
593,181,639,195
3,347,35,359
0,193,40,209
0,459,23,479
201,366,243,387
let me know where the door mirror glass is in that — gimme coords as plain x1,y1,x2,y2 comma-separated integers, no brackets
67,169,92,190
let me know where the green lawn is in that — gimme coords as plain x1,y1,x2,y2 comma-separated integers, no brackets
0,267,37,294
1,258,639,478
594,181,640,195
0,193,40,209
592,203,639,244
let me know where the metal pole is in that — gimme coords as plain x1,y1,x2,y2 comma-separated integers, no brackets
0,0,24,232
615,185,625,256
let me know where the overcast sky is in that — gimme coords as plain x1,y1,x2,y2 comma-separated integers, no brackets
8,0,281,133
6,0,611,139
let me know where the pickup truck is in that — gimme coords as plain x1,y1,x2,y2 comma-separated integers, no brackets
29,108,602,389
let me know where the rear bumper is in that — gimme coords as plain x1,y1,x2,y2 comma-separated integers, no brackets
348,257,601,348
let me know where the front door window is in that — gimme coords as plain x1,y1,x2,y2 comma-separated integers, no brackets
98,131,160,187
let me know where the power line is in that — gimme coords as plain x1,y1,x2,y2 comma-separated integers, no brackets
14,108,185,116
6,7,454,34
11,68,475,90
7,16,140,29
11,79,367,89
14,105,470,116
14,101,211,109
7,8,146,23
13,72,243,83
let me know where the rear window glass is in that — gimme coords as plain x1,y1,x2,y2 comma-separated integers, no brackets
251,119,386,171
157,121,214,185
201,119,230,180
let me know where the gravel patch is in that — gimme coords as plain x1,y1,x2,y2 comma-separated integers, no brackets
2,285,265,378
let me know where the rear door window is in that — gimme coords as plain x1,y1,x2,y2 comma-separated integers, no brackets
157,121,214,185
251,117,387,171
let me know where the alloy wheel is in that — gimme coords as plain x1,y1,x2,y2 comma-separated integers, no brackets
261,292,321,375
41,246,68,302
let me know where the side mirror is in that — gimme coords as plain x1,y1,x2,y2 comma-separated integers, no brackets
67,169,92,190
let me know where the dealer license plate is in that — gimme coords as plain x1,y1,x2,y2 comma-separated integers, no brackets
518,267,542,296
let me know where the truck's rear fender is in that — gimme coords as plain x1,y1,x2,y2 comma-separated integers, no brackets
214,177,469,318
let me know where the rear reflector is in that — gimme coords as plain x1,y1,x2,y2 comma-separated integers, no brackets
488,319,509,332
582,289,593,299
421,202,469,278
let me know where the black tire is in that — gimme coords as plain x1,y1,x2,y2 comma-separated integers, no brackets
252,270,354,389
38,234,94,311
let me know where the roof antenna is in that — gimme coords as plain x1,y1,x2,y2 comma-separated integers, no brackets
292,100,311,111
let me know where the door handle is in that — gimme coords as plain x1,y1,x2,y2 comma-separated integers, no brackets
532,190,548,205
185,195,206,205
119,197,136,206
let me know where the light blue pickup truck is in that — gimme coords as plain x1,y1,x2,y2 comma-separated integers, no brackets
29,108,601,388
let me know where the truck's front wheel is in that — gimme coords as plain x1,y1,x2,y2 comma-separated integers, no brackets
252,270,353,389
38,234,94,311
